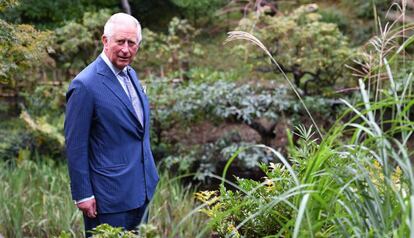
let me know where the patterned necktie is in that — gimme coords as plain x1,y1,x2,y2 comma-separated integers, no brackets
119,71,144,126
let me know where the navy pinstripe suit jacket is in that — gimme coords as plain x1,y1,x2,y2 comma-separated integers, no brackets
64,56,159,213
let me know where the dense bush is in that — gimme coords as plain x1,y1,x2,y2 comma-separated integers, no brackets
148,76,342,183
163,133,274,182
0,84,66,161
0,20,52,86
148,78,340,147
170,0,225,26
52,9,112,71
0,0,119,28
234,4,356,95
136,17,203,78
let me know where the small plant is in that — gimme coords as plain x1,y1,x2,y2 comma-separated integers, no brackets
88,224,138,238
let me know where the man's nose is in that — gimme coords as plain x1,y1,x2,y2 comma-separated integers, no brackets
121,42,130,52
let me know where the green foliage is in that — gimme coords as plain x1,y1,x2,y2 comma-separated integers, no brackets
0,0,18,11
137,17,203,78
1,0,118,28
151,73,340,180
341,0,389,19
0,84,66,161
319,7,349,34
0,20,52,85
196,20,414,235
196,126,339,237
89,224,139,238
149,77,338,149
19,110,65,154
0,119,32,160
170,0,222,14
0,112,64,161
148,171,210,237
0,159,82,237
52,9,112,70
198,90,414,236
187,67,242,83
163,133,274,181
21,84,66,118
170,0,224,25
87,223,160,238
235,4,356,95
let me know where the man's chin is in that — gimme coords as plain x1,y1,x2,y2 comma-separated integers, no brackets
115,62,129,69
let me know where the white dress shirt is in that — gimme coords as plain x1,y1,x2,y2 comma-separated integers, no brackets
100,52,131,97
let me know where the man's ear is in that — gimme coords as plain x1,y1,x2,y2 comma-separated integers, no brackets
102,35,108,48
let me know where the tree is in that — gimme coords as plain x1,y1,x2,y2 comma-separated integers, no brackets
0,16,52,94
51,9,112,72
170,0,225,25
0,0,18,11
0,0,119,28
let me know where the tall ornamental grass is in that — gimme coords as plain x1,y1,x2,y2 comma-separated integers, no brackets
0,156,209,237
147,171,211,238
0,156,83,237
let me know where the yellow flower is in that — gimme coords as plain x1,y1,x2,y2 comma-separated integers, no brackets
195,190,218,205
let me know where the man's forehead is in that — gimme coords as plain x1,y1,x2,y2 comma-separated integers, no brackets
111,26,138,36
112,23,137,32
112,33,138,40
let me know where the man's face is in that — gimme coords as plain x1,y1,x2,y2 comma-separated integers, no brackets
102,24,139,70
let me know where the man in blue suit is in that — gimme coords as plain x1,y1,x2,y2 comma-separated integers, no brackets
64,13,159,236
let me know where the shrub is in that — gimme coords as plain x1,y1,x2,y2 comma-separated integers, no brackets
136,17,203,78
163,133,274,182
149,77,340,148
233,4,356,95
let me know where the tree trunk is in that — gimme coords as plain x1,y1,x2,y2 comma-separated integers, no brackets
121,0,131,15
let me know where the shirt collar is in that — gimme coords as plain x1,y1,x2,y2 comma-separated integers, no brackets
100,52,128,76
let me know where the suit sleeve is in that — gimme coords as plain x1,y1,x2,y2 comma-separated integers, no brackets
64,79,94,201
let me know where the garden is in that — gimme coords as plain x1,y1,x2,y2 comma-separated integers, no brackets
1,0,413,237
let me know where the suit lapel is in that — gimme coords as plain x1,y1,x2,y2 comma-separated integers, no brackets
96,57,142,129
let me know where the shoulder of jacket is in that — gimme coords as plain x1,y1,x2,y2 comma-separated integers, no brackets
72,59,101,86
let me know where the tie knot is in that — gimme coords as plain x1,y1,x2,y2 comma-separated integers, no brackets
118,71,130,80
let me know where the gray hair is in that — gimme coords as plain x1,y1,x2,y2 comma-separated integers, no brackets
103,13,142,43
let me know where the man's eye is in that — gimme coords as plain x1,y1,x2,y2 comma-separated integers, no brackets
116,40,125,45
128,41,137,46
